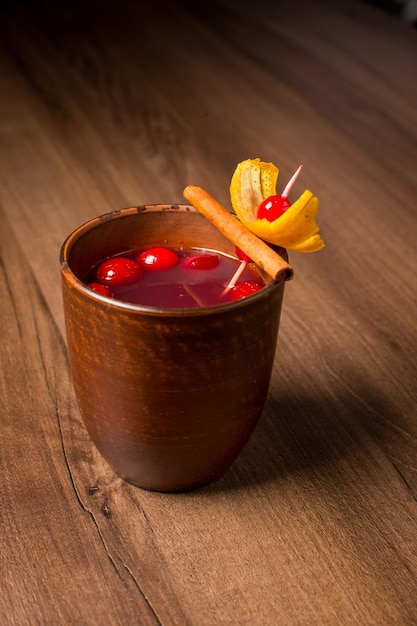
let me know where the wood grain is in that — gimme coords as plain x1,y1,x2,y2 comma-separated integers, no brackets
1,0,417,624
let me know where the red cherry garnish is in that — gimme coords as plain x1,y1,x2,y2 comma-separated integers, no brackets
87,282,114,297
257,165,302,222
229,281,263,301
235,247,252,263
257,195,291,221
138,247,180,271
95,257,143,286
181,253,219,270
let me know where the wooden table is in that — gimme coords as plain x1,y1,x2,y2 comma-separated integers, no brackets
1,0,416,623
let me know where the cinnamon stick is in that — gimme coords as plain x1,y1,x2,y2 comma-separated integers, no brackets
183,185,294,282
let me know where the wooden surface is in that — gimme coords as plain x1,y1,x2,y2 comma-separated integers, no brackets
1,0,417,624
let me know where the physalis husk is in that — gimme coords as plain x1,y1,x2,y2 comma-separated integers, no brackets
230,158,324,252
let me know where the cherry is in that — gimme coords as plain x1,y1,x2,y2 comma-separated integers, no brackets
257,195,291,221
229,281,263,301
235,247,252,263
257,165,302,222
95,257,143,286
138,247,179,272
87,282,113,297
181,253,219,270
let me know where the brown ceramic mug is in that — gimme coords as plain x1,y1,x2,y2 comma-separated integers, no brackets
60,205,286,492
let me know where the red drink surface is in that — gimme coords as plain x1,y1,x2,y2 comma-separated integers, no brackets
85,247,266,308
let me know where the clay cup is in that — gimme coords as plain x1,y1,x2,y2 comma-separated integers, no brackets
60,205,286,492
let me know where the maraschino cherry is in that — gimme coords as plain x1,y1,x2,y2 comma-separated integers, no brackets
257,165,302,222
138,247,180,271
235,247,252,264
181,253,219,270
229,280,263,301
87,282,114,297
257,195,291,221
95,257,143,286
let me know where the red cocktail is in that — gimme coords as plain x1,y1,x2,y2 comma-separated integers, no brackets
84,246,265,307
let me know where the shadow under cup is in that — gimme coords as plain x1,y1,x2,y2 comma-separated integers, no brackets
60,205,286,492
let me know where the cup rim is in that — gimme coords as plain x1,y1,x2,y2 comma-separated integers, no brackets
60,204,282,317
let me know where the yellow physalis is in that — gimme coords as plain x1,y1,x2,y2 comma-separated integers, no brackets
230,158,324,252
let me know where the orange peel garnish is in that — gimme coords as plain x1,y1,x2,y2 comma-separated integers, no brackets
230,158,324,252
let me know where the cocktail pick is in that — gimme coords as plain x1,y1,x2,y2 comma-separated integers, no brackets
221,247,252,297
282,165,302,199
